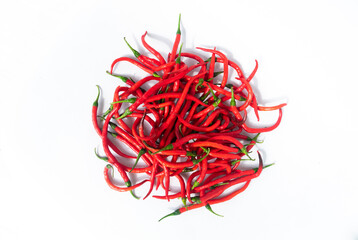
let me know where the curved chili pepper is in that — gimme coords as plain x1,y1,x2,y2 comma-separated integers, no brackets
104,165,148,192
123,37,161,68
242,108,283,133
110,57,160,77
141,31,166,65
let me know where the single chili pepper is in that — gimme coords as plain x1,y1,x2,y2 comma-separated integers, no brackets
242,108,283,133
208,47,216,79
205,204,224,217
257,103,287,111
92,85,102,136
172,43,183,92
104,164,148,192
193,169,253,192
123,37,161,68
169,14,182,63
110,57,160,77
186,171,201,204
141,31,166,65
130,149,146,172
158,203,205,222
143,161,158,200
207,180,251,205
164,166,170,201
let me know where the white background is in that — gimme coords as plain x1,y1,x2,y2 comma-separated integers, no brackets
1,0,358,239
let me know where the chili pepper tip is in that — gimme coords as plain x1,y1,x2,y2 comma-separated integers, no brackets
195,78,204,91
129,149,146,173
153,72,161,78
254,162,275,173
190,196,201,203
118,108,133,119
192,147,210,165
207,84,218,101
213,98,221,108
205,204,224,217
153,144,173,155
105,164,114,177
191,181,200,189
94,148,108,162
253,151,264,174
109,131,119,138
158,209,181,222
230,87,236,106
93,85,100,107
124,37,141,58
214,71,224,77
111,98,137,104
108,122,117,130
106,71,128,83
181,197,188,209
248,133,262,143
176,43,183,64
130,190,140,200
176,13,181,35
186,151,197,157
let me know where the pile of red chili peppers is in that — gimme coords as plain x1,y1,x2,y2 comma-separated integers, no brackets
92,15,286,221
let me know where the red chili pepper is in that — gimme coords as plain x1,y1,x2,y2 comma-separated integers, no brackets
104,165,148,192
242,108,283,133
93,15,286,219
110,57,160,77
141,31,166,65
123,37,161,69
169,14,182,63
